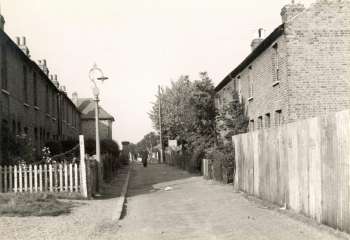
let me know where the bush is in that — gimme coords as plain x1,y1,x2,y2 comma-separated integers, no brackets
206,144,235,183
189,147,205,173
61,140,78,152
45,141,63,156
84,139,96,155
101,139,120,156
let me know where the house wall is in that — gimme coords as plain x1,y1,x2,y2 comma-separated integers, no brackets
0,31,80,163
81,119,113,140
216,35,289,135
285,0,350,121
216,0,350,138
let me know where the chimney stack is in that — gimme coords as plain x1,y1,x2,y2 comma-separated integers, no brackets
0,14,5,31
72,92,78,106
250,28,265,51
60,85,67,95
281,1,305,23
16,36,30,58
52,74,60,88
37,59,49,76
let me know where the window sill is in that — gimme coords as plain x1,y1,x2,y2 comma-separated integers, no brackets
248,97,254,102
52,117,57,121
1,89,10,95
23,103,30,108
272,81,280,87
46,113,51,118
34,106,40,111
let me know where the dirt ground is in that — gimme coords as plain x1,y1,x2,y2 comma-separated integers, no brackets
115,164,349,240
0,166,129,240
1,164,349,240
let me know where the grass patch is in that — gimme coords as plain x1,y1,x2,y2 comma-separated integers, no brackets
0,193,75,217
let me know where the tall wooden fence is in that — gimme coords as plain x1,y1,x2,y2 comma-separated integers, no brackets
0,163,81,193
233,109,350,233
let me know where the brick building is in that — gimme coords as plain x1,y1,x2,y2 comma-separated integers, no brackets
0,14,81,163
73,95,115,140
215,0,350,137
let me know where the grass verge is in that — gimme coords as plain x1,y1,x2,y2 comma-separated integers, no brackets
0,193,75,217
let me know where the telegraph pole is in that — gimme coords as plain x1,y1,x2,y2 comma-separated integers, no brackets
158,85,164,163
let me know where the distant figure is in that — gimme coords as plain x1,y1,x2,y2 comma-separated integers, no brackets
141,151,148,167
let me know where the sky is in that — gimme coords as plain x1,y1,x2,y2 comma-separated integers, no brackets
1,0,315,144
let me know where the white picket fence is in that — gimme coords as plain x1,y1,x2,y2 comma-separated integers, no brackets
0,163,81,193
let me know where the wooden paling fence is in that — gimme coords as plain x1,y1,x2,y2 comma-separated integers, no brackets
233,109,350,233
0,163,81,193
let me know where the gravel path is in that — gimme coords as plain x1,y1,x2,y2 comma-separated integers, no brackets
0,166,129,240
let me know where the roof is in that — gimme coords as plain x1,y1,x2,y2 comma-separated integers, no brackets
215,24,285,92
0,29,79,111
76,98,115,121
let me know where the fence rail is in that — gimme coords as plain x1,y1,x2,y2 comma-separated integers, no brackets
0,163,81,193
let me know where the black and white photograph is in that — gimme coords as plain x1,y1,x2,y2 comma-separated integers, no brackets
0,0,350,239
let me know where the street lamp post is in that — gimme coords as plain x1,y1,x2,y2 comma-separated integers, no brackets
89,64,108,193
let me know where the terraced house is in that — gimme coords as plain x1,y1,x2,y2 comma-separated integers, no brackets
215,1,350,137
0,13,81,163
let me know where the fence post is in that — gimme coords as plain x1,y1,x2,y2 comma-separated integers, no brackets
79,135,88,198
0,166,2,193
9,166,13,192
4,166,7,192
14,165,17,192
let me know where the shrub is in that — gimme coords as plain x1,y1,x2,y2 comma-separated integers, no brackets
84,139,96,155
101,139,120,156
61,140,78,152
206,144,235,183
45,141,63,156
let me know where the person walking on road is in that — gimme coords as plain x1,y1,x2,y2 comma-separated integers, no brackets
141,150,148,167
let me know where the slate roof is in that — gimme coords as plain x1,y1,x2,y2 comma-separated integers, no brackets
76,98,115,121
215,24,285,92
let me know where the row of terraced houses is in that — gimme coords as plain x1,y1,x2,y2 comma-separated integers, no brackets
215,0,350,140
0,13,115,164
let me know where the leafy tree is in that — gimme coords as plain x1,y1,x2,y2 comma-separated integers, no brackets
136,132,159,154
149,75,194,144
148,72,217,172
188,72,217,150
217,91,249,142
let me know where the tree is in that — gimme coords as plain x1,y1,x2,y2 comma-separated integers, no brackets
149,75,195,147
136,132,159,154
217,91,249,142
149,72,217,153
188,72,217,150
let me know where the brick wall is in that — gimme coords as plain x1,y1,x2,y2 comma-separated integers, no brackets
216,0,350,137
216,35,289,134
285,0,350,121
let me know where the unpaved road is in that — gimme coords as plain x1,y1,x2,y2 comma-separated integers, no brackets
115,163,348,240
0,167,129,240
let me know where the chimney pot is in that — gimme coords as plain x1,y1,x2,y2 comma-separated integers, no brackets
0,15,5,31
281,2,305,23
16,37,20,45
250,29,264,51
22,36,26,45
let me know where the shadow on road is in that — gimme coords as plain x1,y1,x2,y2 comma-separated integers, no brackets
127,163,198,198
